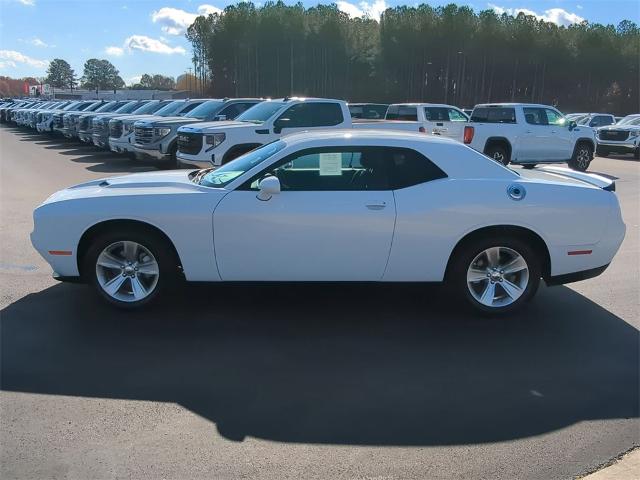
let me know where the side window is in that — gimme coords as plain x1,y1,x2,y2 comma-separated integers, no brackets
387,148,447,189
309,103,344,126
523,107,548,125
424,107,449,122
218,104,241,119
246,147,389,191
387,106,418,121
545,108,566,126
471,107,516,123
275,103,312,128
448,108,468,122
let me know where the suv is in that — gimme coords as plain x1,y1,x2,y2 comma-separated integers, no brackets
596,116,640,158
108,99,207,155
133,98,262,167
464,103,597,171
577,113,616,128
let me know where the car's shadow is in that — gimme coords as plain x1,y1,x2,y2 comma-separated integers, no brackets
1,281,637,445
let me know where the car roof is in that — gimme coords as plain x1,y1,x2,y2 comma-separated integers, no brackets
392,103,459,108
473,103,557,108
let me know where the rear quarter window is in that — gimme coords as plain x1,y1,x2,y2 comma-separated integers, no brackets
386,105,418,121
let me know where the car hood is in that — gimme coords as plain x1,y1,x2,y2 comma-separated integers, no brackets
42,170,219,205
136,117,204,127
180,121,253,134
598,124,640,132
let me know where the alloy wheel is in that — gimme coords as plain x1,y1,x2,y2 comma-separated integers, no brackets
95,241,160,303
466,246,530,308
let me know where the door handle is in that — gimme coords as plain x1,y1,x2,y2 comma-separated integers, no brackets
366,202,387,210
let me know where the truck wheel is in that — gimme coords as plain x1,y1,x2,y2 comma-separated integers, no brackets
158,145,178,170
569,142,593,171
485,145,510,166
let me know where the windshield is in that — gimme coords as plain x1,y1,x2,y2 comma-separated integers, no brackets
132,101,166,115
113,101,141,114
618,115,640,125
153,101,184,116
199,141,286,188
184,100,224,119
236,101,286,123
63,102,82,110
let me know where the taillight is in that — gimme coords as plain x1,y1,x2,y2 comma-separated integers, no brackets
463,125,474,144
419,126,426,133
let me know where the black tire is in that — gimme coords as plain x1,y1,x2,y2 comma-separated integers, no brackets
485,144,510,166
522,164,537,169
448,236,541,315
157,145,178,170
83,227,178,309
569,142,593,171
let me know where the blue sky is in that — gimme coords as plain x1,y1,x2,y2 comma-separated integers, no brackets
0,0,637,85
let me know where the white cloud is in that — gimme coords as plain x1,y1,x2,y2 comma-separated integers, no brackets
105,46,124,56
128,75,142,85
18,0,35,6
337,0,387,19
124,35,186,55
0,61,18,69
576,4,583,10
151,4,222,35
0,50,47,69
29,37,50,47
488,3,585,26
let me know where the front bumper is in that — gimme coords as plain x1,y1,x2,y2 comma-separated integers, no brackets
134,145,172,162
109,137,135,154
177,153,212,169
596,140,638,154
92,133,109,148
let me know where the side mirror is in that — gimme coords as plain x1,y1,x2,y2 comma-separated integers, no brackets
568,120,577,131
273,118,289,134
256,175,280,201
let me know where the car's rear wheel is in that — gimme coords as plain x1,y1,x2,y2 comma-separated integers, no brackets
485,145,510,166
84,230,177,308
569,142,593,171
449,237,541,315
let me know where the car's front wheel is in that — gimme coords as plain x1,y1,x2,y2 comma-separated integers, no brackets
449,237,541,315
84,229,177,308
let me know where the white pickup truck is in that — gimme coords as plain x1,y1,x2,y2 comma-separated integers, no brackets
176,97,424,168
383,103,469,141
463,103,597,171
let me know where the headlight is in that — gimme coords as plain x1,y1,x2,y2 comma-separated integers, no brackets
124,123,133,133
205,133,225,147
629,131,639,138
155,127,171,137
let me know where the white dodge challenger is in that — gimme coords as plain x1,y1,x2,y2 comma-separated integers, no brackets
31,130,625,314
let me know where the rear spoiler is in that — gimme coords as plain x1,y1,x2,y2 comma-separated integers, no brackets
536,166,616,192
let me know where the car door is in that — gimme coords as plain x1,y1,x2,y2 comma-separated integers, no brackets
543,108,574,160
212,146,396,281
517,107,550,161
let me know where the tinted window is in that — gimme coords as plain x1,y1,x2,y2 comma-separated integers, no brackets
236,101,286,123
590,115,614,127
523,107,548,125
219,102,258,120
387,148,447,189
245,146,445,191
349,104,388,119
424,107,449,121
275,103,344,129
386,105,418,121
471,107,516,123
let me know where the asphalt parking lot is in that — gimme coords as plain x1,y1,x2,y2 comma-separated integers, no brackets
0,125,638,479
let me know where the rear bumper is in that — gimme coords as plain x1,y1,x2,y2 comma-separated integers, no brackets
546,264,609,286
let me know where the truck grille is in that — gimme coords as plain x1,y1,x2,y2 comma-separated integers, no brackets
177,132,203,155
110,120,123,138
599,130,629,141
53,114,63,128
78,117,90,132
92,120,106,135
135,126,154,144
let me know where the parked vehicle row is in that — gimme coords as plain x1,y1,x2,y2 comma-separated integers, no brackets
3,97,638,171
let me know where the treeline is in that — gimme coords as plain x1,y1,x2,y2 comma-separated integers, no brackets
186,2,639,114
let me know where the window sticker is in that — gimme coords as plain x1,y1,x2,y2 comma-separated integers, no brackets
319,152,342,176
